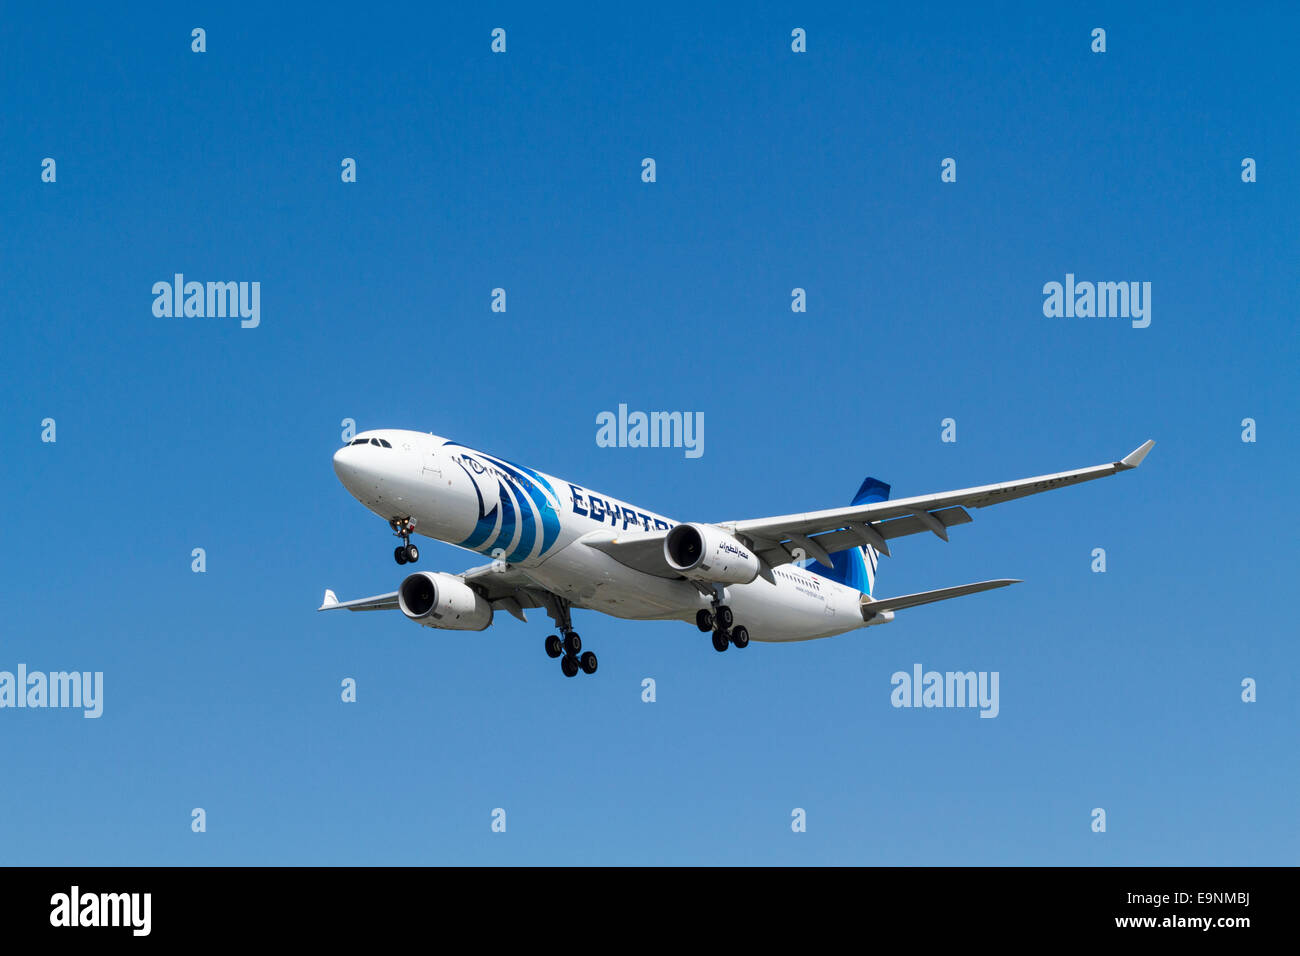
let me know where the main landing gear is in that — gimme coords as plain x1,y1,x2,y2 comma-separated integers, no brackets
390,517,420,565
544,596,597,678
696,597,749,652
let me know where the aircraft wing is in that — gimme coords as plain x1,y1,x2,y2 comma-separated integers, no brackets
459,562,550,621
318,564,548,622
587,440,1153,574
582,530,680,577
317,588,398,611
726,440,1154,568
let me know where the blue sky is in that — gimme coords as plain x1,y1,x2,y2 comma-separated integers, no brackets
2,2,1296,864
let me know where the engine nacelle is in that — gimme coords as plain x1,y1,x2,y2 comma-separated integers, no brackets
664,523,761,585
397,571,493,631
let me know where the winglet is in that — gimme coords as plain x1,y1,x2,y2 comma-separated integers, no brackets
318,588,339,611
1118,439,1155,470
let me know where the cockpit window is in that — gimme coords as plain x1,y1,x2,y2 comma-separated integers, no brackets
349,438,368,445
378,439,392,448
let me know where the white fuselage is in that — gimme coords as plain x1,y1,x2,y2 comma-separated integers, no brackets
332,430,869,642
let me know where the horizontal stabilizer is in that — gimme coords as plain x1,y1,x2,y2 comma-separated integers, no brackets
861,579,1020,617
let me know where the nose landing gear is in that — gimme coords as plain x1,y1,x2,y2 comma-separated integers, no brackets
390,517,419,564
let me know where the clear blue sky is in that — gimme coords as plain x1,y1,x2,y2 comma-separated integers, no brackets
2,2,1296,865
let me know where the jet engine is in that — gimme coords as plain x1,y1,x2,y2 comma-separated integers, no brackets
664,523,761,585
397,571,493,630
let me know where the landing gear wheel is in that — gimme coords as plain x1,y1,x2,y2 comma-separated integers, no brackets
390,517,418,565
712,630,730,652
730,625,750,649
696,609,714,632
546,598,595,680
716,605,734,629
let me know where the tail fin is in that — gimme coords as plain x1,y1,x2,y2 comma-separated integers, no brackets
806,476,890,596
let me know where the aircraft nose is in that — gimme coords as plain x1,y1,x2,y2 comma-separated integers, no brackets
333,438,406,510
333,443,373,492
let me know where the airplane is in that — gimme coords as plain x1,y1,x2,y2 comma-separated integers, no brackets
319,431,1154,678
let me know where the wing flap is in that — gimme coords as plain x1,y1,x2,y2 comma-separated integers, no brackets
753,506,973,566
